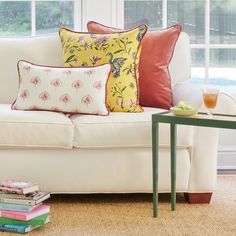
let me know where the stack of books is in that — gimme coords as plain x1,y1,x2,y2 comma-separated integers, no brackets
0,180,50,234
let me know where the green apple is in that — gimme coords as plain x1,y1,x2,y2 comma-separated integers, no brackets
174,101,194,111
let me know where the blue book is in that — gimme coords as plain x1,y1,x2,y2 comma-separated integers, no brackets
0,224,40,234
0,202,41,212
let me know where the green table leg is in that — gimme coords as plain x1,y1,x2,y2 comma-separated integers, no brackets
170,123,176,211
152,121,159,217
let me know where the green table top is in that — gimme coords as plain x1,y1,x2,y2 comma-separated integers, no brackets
152,112,236,130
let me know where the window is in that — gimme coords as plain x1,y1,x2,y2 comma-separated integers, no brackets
0,0,80,37
1,0,235,86
123,0,236,86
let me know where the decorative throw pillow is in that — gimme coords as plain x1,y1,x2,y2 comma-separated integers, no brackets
12,60,111,115
59,25,147,112
87,21,182,109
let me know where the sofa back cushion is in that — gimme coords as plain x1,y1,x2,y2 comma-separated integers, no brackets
0,32,191,104
0,35,63,104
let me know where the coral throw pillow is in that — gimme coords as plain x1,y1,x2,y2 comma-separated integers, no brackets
87,21,182,109
59,26,147,112
12,60,111,115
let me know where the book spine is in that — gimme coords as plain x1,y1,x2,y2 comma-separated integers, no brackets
0,197,35,206
0,212,26,221
0,193,31,199
0,203,33,212
0,224,26,234
0,214,49,226
0,187,23,194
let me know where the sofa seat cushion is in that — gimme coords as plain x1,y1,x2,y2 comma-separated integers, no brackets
70,107,193,148
0,104,74,149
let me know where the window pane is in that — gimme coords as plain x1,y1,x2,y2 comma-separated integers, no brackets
167,0,205,44
124,0,162,30
191,49,205,82
36,1,74,35
209,49,236,86
0,1,31,37
210,0,236,44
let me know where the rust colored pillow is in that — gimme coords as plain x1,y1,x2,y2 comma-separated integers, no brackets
87,21,182,109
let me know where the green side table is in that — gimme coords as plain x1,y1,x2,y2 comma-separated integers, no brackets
152,111,236,217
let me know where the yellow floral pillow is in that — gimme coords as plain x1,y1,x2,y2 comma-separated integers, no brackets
59,25,147,112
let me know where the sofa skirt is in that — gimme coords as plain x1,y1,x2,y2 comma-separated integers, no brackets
0,147,191,193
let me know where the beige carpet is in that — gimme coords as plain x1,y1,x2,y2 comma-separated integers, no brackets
2,175,236,236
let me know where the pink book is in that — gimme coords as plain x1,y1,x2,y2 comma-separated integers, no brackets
0,204,50,221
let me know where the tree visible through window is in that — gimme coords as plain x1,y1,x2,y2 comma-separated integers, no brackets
0,0,74,37
0,1,31,36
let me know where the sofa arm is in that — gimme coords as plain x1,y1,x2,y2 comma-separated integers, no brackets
212,92,236,115
173,82,236,192
172,82,203,107
173,81,236,114
188,126,219,192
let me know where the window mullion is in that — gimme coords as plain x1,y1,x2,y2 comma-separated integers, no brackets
205,0,210,84
116,0,124,28
74,0,82,30
111,0,117,27
209,44,236,49
162,0,167,28
31,0,36,36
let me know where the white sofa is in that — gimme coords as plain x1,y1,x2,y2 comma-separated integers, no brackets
0,32,234,202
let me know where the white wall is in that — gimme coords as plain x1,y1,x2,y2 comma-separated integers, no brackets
81,0,118,31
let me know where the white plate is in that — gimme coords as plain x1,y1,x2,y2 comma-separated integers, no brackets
170,107,198,116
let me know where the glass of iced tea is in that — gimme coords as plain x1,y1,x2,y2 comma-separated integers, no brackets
202,86,219,118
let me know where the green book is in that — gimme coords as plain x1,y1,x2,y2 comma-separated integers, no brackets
0,224,41,234
0,214,50,226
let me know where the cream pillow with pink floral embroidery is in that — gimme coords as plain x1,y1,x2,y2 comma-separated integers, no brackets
12,60,111,115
